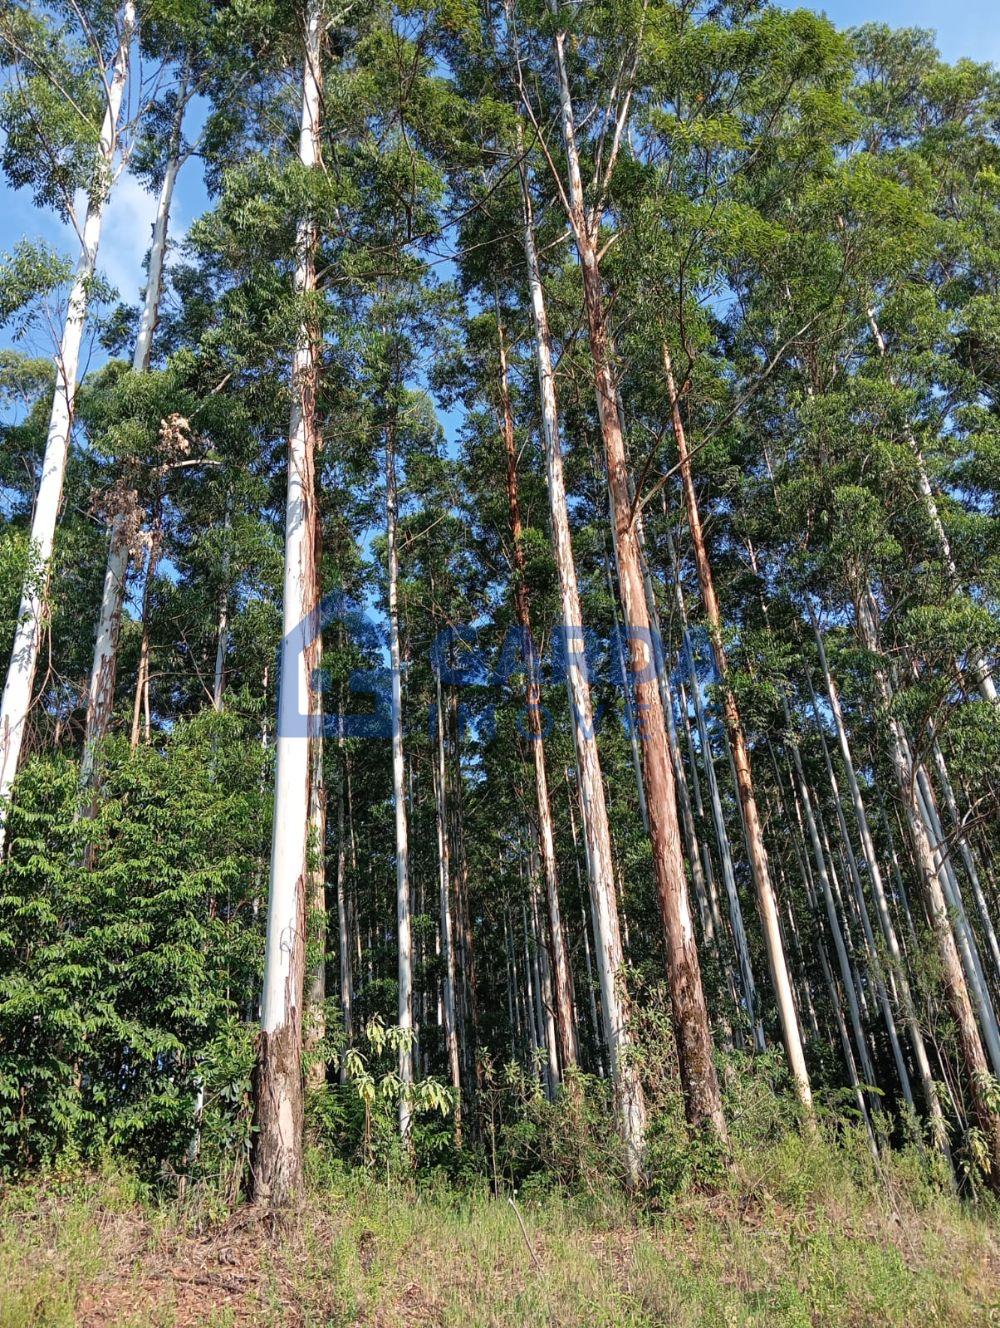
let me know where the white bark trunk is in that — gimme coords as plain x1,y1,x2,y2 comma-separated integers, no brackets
662,348,809,1111
813,624,949,1151
0,3,135,833
254,1,323,1207
855,589,1000,1185
788,737,878,1093
387,419,414,1144
212,492,233,712
929,734,1000,989
434,669,462,1137
805,675,913,1106
335,749,353,1084
81,70,190,785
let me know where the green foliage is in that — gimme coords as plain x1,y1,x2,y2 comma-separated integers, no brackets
0,713,269,1179
0,242,73,337
309,1017,454,1179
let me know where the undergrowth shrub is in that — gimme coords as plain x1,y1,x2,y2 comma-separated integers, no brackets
0,713,269,1180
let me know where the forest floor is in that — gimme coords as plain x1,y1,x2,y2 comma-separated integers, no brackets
3,1154,1000,1328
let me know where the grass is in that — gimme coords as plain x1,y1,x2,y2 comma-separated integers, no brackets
2,1136,999,1327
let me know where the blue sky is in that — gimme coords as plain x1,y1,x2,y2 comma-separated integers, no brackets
1,0,998,354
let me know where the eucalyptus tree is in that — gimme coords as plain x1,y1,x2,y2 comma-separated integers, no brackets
602,0,868,1115
0,0,141,845
716,21,1000,1180
253,0,328,1208
520,0,726,1141
80,11,213,789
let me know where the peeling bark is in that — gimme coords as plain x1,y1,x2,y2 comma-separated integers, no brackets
252,0,324,1207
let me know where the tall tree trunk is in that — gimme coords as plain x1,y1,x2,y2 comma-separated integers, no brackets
252,2,323,1208
386,411,414,1145
670,545,763,1051
854,588,1000,1190
448,688,480,1096
566,768,606,1077
927,732,1000,994
677,679,736,966
786,731,878,1103
304,621,327,1090
433,668,463,1139
519,163,647,1177
130,528,160,751
528,839,561,1099
212,489,233,712
496,316,578,1075
606,555,651,833
304,396,326,1087
81,66,191,787
543,32,725,1143
335,744,354,1084
804,675,913,1108
0,2,136,842
811,624,949,1154
662,343,810,1114
913,759,1000,1074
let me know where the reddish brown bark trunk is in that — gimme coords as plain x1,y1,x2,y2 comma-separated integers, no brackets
574,243,724,1137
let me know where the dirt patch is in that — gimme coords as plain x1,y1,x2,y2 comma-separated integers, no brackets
74,1210,291,1327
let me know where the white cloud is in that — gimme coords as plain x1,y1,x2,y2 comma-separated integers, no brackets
88,171,161,305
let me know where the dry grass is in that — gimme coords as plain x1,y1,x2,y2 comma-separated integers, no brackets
2,1159,999,1327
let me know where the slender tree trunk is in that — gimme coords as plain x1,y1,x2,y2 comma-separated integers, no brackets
0,2,135,840
928,733,1000,993
252,3,323,1208
433,668,463,1139
212,490,233,712
662,344,810,1112
523,898,544,1081
804,675,913,1107
448,688,480,1096
786,731,877,1097
386,411,414,1145
812,624,949,1153
519,163,647,1177
504,909,518,1061
304,396,326,1087
542,35,725,1143
529,841,561,1099
854,588,1000,1190
913,762,1000,1074
130,529,160,751
335,744,353,1084
497,317,578,1075
676,680,730,968
670,550,762,1052
304,620,327,1090
567,769,606,1077
819,939,879,1157
81,67,191,787
606,551,650,833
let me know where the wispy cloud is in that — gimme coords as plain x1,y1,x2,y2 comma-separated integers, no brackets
96,171,161,304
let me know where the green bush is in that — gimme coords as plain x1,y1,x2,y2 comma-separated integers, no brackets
0,713,269,1179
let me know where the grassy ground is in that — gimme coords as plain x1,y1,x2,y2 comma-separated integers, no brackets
3,1140,999,1327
